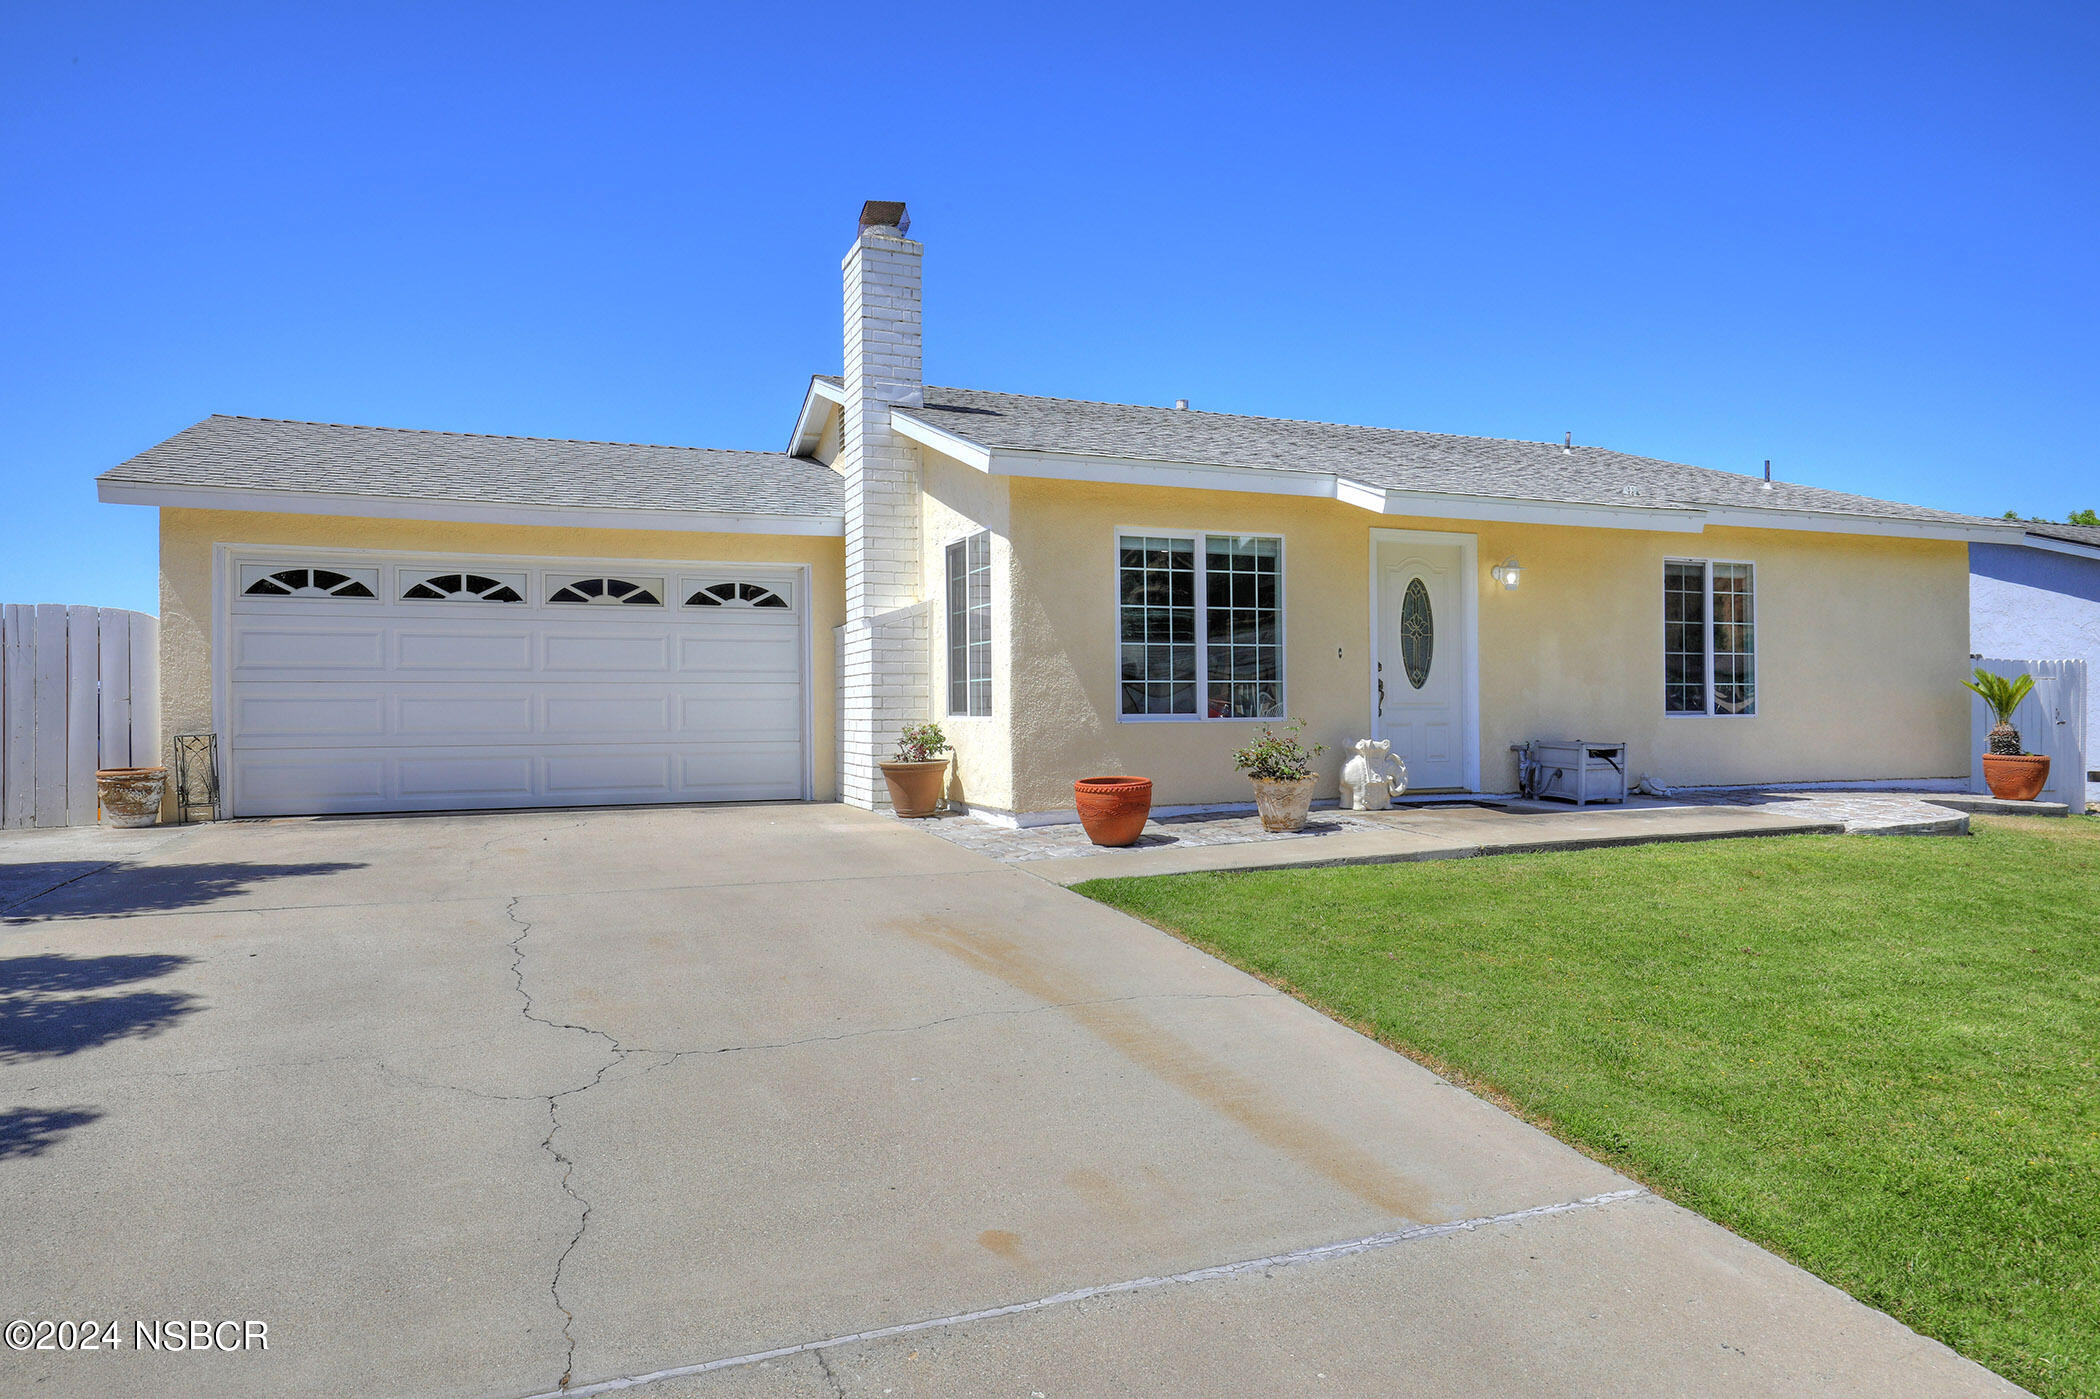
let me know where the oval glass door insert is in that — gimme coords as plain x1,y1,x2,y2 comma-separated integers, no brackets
1401,577,1433,688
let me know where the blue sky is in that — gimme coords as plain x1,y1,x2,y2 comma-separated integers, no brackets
4,1,2095,613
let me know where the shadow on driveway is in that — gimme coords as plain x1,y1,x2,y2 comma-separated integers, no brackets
0,1106,103,1159
0,952,198,1062
0,861,367,920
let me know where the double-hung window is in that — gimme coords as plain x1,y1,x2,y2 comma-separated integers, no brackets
1664,560,1755,716
1118,532,1283,719
946,531,992,716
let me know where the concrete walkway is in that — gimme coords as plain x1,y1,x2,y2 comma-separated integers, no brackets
926,786,2078,885
0,805,2022,1398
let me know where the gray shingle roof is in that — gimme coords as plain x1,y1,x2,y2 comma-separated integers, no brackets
100,415,844,518
2026,521,2100,550
879,382,1992,527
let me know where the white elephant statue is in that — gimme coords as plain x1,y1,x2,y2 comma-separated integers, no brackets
1340,738,1407,811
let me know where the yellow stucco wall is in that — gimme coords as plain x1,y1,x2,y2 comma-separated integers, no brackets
998,479,1972,813
918,451,1014,810
157,508,847,800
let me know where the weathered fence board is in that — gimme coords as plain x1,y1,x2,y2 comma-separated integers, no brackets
0,605,162,829
1970,656,2089,808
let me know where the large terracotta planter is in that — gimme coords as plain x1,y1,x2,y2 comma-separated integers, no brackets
1074,776,1153,846
879,759,949,818
1250,775,1317,832
96,767,166,828
1981,753,2051,802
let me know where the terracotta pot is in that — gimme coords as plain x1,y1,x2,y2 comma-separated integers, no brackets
1981,753,2051,802
97,767,166,828
879,759,949,818
1250,775,1317,832
1074,776,1153,846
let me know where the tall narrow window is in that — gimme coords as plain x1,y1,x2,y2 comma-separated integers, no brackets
1119,532,1283,719
946,531,992,716
1665,560,1755,716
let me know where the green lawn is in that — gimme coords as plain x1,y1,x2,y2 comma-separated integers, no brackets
1075,815,2100,1397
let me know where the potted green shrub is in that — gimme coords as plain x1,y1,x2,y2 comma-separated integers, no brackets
1962,668,2051,801
879,721,951,817
1232,719,1327,832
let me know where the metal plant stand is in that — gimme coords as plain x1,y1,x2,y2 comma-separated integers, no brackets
172,733,220,823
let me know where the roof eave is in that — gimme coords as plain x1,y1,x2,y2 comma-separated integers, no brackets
788,377,845,456
96,478,845,537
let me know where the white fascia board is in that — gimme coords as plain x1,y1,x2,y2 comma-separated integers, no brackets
1697,505,2027,544
2015,533,2100,561
889,410,995,470
787,378,845,456
1348,483,1706,533
96,480,845,536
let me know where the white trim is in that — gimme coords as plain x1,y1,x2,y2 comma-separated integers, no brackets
99,480,844,537
1368,528,1481,793
1113,527,1288,723
210,542,818,817
890,411,995,470
2012,532,2100,562
873,419,2015,543
787,378,845,456
1662,557,1758,719
1698,505,2025,544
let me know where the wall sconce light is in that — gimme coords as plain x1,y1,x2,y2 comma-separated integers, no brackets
1491,558,1524,590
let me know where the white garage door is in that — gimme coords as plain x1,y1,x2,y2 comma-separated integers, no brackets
222,551,810,816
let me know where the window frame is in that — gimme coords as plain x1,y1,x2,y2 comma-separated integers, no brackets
1662,557,1757,718
945,530,993,718
1115,528,1287,723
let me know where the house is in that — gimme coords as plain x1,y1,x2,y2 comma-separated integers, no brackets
96,200,2026,823
1970,521,2098,792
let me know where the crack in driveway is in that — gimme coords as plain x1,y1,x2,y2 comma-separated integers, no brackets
506,894,633,1393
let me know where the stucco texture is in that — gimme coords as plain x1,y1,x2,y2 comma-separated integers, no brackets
919,452,1013,812
993,480,1971,814
157,508,846,800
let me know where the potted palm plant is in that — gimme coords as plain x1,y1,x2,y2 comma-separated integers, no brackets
1232,719,1327,832
1963,668,2051,801
879,721,951,817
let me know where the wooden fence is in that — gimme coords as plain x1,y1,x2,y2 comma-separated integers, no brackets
1969,656,2088,809
0,605,161,829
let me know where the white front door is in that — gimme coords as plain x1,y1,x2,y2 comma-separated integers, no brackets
1375,541,1468,789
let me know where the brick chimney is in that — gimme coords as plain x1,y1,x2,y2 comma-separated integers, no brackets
838,200,932,809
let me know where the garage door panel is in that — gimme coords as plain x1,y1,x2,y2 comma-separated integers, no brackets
397,754,538,800
235,694,388,738
544,751,675,796
239,754,387,809
397,694,537,739
677,743,806,797
544,632,673,673
545,694,674,737
236,628,386,671
674,632,800,675
396,630,535,672
676,689,804,738
227,554,809,816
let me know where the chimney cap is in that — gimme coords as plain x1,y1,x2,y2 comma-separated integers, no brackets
859,200,910,235
1173,399,1190,411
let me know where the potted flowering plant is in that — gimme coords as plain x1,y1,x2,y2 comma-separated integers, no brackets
1962,668,2051,801
1232,719,1326,832
879,721,951,817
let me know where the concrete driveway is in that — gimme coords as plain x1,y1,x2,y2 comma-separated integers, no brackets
0,804,2020,1398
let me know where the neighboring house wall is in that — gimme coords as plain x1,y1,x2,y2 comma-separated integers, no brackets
1969,541,2100,749
157,508,847,800
920,448,1014,812
995,478,1970,813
